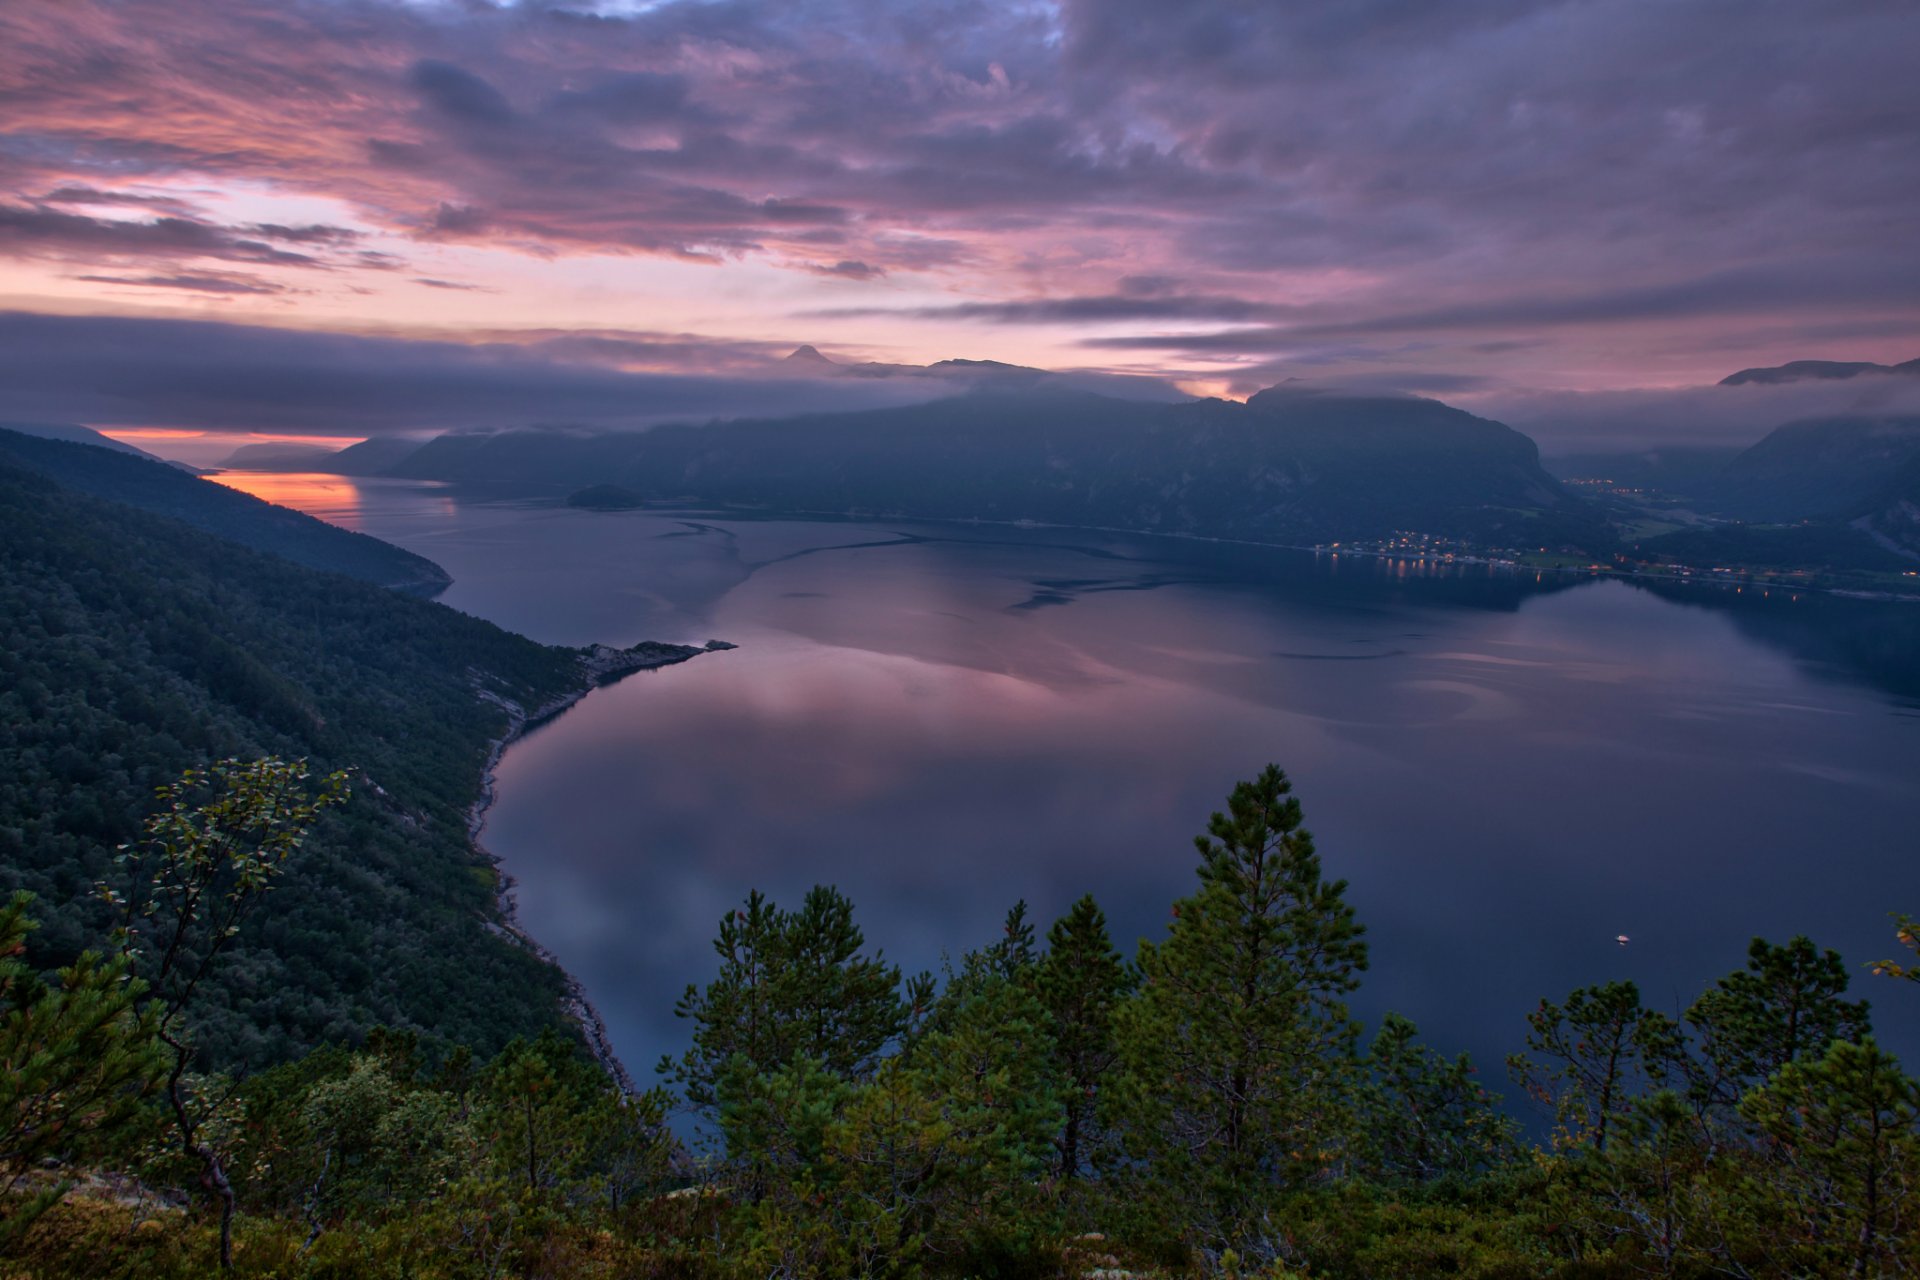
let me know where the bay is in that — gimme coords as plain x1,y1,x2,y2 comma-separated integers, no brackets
222,473,1920,1099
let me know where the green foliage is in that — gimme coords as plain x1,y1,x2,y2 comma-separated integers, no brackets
1678,934,1872,1123
107,758,349,1032
665,886,911,1118
1036,894,1132,1183
1507,981,1679,1152
1741,1038,1920,1277
0,891,164,1249
1874,912,1920,983
0,456,588,1067
1105,763,1370,1260
108,757,347,1270
1357,1013,1517,1184
9,759,1920,1280
718,906,1065,1277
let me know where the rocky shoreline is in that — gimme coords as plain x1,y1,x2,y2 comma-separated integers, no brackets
466,638,734,1094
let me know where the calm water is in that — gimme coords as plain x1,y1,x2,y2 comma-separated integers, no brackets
226,473,1920,1098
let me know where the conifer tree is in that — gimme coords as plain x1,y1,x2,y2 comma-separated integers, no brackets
1682,935,1871,1122
1037,894,1132,1181
1507,980,1678,1152
0,892,164,1249
1358,1012,1515,1182
665,885,909,1117
1741,1037,1920,1276
988,899,1039,979
1105,764,1369,1257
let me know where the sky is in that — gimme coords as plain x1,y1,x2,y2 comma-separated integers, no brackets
1,0,1917,447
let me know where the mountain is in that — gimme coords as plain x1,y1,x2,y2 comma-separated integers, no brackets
218,441,351,470
784,344,1049,382
1703,415,1920,522
1857,451,1920,557
0,419,166,461
0,427,452,593
1720,357,1920,385
326,436,429,474
222,436,427,476
390,384,1601,549
0,455,597,1066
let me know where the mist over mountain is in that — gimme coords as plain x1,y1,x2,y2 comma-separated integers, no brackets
1720,357,1920,386
1703,416,1920,526
782,344,1193,402
218,442,349,471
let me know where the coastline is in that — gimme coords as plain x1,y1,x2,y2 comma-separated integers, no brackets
466,638,733,1094
565,500,1920,604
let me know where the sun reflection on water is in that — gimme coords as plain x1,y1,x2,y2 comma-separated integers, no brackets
205,471,370,529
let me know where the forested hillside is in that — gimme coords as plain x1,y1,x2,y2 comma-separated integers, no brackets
8,762,1916,1278
0,428,453,593
0,455,587,1066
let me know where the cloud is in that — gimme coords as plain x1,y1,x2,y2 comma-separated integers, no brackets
73,270,291,296
0,311,950,435
809,291,1282,324
802,259,886,280
0,202,324,267
0,0,1914,385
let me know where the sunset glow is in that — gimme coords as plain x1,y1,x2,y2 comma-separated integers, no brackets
1,0,1914,447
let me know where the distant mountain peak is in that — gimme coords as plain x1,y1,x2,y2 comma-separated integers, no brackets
1720,357,1920,386
785,344,836,365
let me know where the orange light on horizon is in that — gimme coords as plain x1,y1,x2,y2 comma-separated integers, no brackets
206,471,367,529
99,428,367,448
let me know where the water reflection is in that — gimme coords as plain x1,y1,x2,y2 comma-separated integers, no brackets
206,471,456,533
238,485,1920,1100
461,516,1920,1100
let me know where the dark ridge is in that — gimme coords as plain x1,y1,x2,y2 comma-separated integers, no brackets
0,427,452,594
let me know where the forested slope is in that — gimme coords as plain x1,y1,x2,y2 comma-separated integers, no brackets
0,428,452,593
0,455,582,1067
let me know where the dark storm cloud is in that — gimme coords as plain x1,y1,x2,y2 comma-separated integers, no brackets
0,312,946,435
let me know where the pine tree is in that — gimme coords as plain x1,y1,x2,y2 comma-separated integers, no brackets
1507,980,1678,1152
1741,1038,1920,1276
0,892,164,1249
988,899,1038,979
1684,935,1871,1116
1037,894,1132,1181
665,885,908,1118
1358,1012,1515,1182
1105,764,1369,1257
